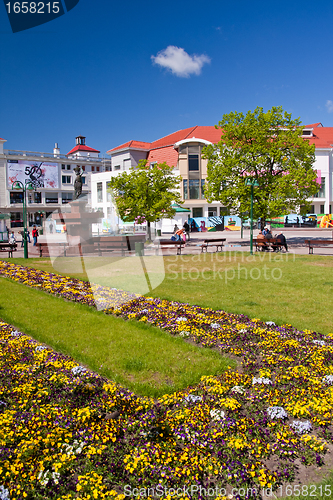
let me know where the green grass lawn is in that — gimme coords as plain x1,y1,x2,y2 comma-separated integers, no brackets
0,276,233,398
6,251,333,335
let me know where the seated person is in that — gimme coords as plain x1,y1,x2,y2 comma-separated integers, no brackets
257,230,268,251
272,232,288,252
265,229,273,240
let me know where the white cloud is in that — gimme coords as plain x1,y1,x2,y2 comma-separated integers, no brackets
151,45,211,78
326,100,333,113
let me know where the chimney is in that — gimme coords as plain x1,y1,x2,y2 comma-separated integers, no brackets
53,142,60,156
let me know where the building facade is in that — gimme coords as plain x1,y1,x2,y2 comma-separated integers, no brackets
0,136,111,228
107,123,333,218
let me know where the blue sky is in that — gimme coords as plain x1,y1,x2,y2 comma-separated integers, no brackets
1,0,333,154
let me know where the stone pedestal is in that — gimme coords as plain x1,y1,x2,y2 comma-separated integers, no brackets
52,197,101,255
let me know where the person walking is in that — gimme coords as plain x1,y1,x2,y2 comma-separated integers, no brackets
32,225,39,246
9,232,16,245
173,224,179,234
19,230,25,247
183,220,190,240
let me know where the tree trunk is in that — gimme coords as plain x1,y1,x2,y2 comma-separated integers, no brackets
147,221,151,241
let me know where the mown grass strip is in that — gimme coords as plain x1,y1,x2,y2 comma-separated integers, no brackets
0,276,233,397
7,251,332,335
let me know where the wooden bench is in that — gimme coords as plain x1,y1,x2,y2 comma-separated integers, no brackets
0,242,17,258
94,236,128,256
305,239,333,254
159,240,186,255
254,238,284,252
37,242,68,257
201,238,226,253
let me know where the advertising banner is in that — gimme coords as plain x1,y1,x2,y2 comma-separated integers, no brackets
7,160,59,189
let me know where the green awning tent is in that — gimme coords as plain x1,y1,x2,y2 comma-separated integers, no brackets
171,204,191,213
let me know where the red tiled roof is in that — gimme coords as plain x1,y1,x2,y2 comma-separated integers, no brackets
108,123,333,166
304,123,323,128
107,140,151,153
306,126,333,148
67,145,100,155
147,146,179,167
0,137,6,141
149,127,198,148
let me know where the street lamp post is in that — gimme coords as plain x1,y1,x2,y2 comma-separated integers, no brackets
245,178,259,255
12,181,34,259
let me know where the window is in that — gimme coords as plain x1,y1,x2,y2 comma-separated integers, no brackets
320,205,325,214
91,166,95,172
61,164,66,170
45,193,58,204
105,166,111,171
62,192,73,204
208,207,217,217
314,178,325,198
189,154,199,171
220,207,229,216
193,207,203,218
115,165,121,170
201,179,205,198
66,165,71,170
96,166,100,172
183,179,188,200
82,177,86,185
28,192,41,204
10,192,23,204
97,182,103,203
81,165,85,171
62,175,71,184
107,181,112,202
189,179,200,199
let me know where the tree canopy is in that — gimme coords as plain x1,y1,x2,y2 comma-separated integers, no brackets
109,160,182,239
203,106,318,221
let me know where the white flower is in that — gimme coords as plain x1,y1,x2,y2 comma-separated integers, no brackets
238,329,247,334
231,385,245,394
252,377,272,385
323,375,333,385
52,471,60,485
176,317,188,322
10,330,20,337
210,323,220,329
185,394,202,403
0,485,10,500
210,409,225,421
265,321,276,326
62,440,85,455
267,406,288,419
35,345,47,352
71,366,86,376
290,420,312,434
313,340,326,347
37,470,50,486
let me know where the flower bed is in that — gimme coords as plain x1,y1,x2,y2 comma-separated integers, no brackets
1,261,333,499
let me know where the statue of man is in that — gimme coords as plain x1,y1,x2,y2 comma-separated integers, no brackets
73,166,82,200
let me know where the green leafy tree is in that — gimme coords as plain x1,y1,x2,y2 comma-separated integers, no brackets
203,106,318,224
109,160,182,240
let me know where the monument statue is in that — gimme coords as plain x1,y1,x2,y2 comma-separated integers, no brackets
73,166,82,200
